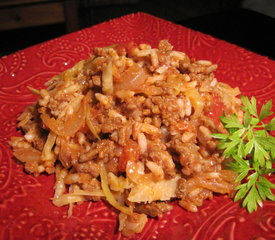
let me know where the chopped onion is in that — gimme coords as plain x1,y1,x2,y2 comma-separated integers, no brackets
41,99,85,137
13,148,41,163
114,63,149,92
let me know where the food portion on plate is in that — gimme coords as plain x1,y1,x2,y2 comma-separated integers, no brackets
10,40,256,236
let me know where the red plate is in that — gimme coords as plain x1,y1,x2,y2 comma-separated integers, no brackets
0,12,275,240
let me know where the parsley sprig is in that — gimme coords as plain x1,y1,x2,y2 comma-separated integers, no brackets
212,96,275,212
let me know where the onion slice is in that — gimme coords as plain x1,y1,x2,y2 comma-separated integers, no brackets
41,99,86,137
114,63,149,92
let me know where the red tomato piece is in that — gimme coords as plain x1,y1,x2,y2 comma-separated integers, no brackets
115,42,137,56
115,44,125,56
118,139,140,172
205,93,226,127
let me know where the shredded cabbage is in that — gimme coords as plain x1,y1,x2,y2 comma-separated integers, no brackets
53,194,85,207
100,162,133,215
185,89,204,119
27,86,41,95
41,131,56,161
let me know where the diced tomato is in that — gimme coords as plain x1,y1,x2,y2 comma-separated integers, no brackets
205,93,226,127
115,42,137,56
125,42,137,55
118,139,140,172
115,44,125,56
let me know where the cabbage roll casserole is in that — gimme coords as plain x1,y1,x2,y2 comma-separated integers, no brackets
10,40,243,236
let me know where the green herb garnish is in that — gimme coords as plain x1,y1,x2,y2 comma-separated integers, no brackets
212,96,275,212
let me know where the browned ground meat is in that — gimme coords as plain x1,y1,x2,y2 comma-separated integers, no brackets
135,202,172,217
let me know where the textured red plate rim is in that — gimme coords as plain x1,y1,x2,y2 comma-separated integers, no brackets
0,12,275,240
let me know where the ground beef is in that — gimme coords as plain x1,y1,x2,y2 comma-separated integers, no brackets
135,202,172,217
